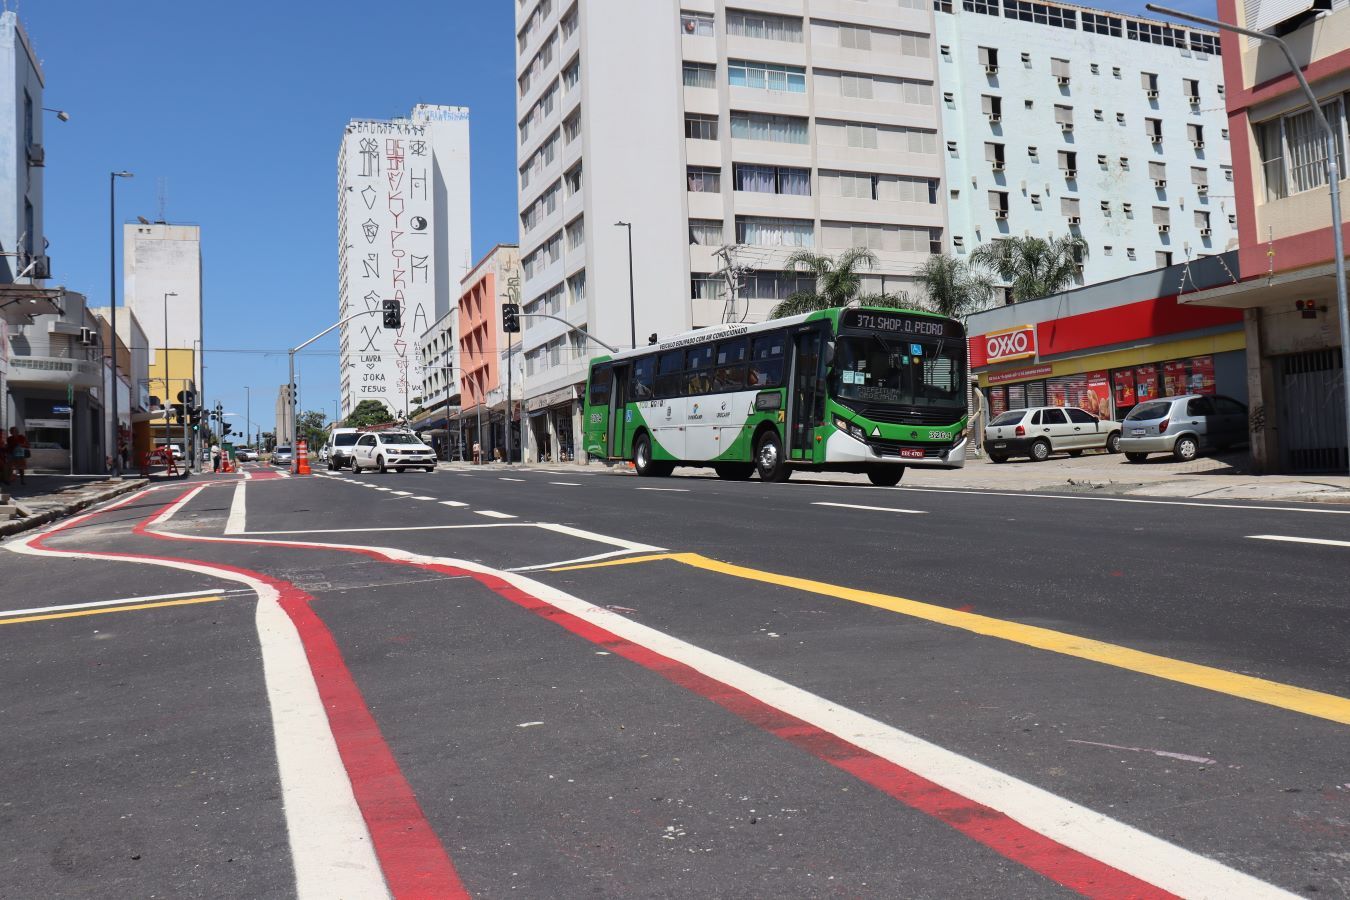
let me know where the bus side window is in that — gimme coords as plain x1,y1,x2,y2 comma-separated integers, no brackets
685,345,714,395
714,338,748,391
589,365,612,406
750,334,784,387
633,356,656,399
655,351,683,398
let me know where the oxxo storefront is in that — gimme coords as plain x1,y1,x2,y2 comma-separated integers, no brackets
967,255,1248,430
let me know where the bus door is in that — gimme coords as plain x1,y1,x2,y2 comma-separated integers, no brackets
788,326,828,461
608,363,632,459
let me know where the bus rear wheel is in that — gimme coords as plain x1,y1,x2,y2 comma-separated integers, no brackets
632,433,671,477
866,466,905,487
714,463,754,480
754,431,791,482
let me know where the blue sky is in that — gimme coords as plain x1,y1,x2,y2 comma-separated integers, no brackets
21,0,1214,436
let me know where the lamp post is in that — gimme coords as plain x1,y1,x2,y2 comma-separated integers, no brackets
108,170,133,477
1146,3,1350,479
615,221,636,349
162,291,177,456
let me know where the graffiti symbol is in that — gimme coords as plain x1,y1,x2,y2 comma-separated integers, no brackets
410,216,428,232
359,138,380,177
363,290,381,312
359,326,380,353
410,140,427,156
362,254,379,279
360,186,378,210
410,255,429,284
361,219,379,243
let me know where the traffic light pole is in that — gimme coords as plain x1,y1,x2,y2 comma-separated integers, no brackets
518,313,620,352
288,309,382,472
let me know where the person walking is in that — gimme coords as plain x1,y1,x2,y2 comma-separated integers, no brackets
7,426,29,485
210,442,222,473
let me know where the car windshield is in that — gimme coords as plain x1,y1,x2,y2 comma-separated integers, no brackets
990,410,1026,426
1125,401,1172,421
275,446,291,453
334,434,360,446
830,335,965,408
381,434,422,445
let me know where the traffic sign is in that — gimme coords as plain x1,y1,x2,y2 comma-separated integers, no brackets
53,405,71,414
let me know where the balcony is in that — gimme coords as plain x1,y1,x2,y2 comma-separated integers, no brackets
5,354,102,388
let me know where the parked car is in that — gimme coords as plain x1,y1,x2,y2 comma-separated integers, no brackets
351,431,437,473
984,406,1123,462
325,427,363,470
1119,394,1248,462
271,446,294,466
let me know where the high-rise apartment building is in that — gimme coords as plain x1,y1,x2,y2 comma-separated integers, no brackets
936,0,1233,286
337,105,471,420
515,0,947,446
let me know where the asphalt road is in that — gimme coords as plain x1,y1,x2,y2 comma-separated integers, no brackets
2,461,1348,899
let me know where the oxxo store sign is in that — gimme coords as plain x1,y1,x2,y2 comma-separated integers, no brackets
983,326,1037,364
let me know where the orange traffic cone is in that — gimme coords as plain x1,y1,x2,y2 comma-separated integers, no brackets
295,439,311,475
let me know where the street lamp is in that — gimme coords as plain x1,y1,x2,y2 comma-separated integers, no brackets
108,170,133,477
424,363,469,461
42,107,70,122
615,221,636,349
1146,4,1350,479
162,291,177,456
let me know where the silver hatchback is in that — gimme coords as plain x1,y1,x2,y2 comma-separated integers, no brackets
1119,394,1247,462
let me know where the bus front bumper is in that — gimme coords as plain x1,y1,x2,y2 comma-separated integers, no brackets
824,430,967,468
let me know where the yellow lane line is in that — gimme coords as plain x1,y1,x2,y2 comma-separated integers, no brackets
558,551,1350,727
0,595,225,626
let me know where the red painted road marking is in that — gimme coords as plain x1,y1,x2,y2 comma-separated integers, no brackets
124,488,1181,900
30,487,466,900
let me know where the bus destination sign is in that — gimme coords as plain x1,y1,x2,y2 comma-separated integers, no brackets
841,309,959,338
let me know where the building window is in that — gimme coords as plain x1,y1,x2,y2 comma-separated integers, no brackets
1127,248,1136,260
683,62,716,89
726,10,802,42
689,220,724,245
728,59,806,93
977,46,998,72
838,24,872,50
565,215,585,250
563,58,580,92
1003,0,1077,27
730,112,809,144
733,164,811,195
735,216,814,247
692,274,725,299
681,11,714,36
564,162,583,196
1255,99,1348,200
685,113,719,140
564,110,581,143
567,269,586,306
687,165,721,192
821,221,936,252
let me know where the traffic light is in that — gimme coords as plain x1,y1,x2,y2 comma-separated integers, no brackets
222,423,233,437
382,299,401,329
502,303,520,333
177,389,195,406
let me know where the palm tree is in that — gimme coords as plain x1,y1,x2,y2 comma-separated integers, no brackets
913,254,995,319
969,234,1087,303
768,247,878,318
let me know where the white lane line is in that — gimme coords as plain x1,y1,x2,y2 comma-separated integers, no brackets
533,522,664,554
1248,534,1350,548
374,487,393,492
509,548,651,572
439,500,468,507
411,495,436,501
390,491,414,497
896,485,1350,515
0,588,252,618
550,481,581,486
637,487,689,492
499,477,526,482
813,501,927,515
225,481,248,534
241,524,524,536
476,510,517,519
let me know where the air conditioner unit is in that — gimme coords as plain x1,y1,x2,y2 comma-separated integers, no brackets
1146,90,1159,99
988,113,1002,123
1056,75,1070,85
1067,216,1081,225
1197,184,1208,195
1193,141,1205,149
1200,228,1212,237
1188,95,1201,106
79,326,96,345
30,255,50,279
985,64,999,75
1065,169,1077,178
992,161,1005,171
1150,135,1163,144
1060,122,1074,132
993,209,1008,219
1154,179,1167,189
26,144,45,166
1158,224,1170,233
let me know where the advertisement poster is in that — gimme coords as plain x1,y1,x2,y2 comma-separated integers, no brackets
989,389,1008,417
1113,370,1136,407
1134,365,1159,402
1165,356,1216,396
1082,370,1113,419
1046,381,1067,408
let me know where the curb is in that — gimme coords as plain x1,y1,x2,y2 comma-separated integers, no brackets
0,478,149,540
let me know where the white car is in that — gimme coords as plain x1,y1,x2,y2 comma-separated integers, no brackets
351,431,437,473
984,406,1123,462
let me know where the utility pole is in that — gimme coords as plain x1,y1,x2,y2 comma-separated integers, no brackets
714,244,746,324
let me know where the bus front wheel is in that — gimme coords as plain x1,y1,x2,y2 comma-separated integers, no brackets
866,466,904,487
755,432,791,482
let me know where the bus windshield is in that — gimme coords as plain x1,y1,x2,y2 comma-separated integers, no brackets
830,334,965,408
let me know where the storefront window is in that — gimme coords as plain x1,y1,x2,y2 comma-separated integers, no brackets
988,386,1008,416
1113,369,1137,409
1006,383,1026,409
1134,364,1160,402
1163,355,1215,396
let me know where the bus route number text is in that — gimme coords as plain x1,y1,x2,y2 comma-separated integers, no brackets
852,314,946,337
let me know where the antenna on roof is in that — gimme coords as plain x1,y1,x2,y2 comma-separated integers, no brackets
157,177,168,222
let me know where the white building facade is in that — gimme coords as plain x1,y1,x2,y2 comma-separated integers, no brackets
935,0,1234,285
123,222,203,387
337,105,471,420
515,0,947,452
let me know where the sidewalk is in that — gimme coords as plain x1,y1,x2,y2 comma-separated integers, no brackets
0,473,151,538
441,451,1350,504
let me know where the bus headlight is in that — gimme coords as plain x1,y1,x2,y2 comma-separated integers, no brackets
833,415,866,442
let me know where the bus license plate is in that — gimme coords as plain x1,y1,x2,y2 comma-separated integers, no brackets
899,448,924,459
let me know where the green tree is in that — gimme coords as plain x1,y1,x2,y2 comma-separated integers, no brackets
342,399,395,428
769,247,879,319
914,254,996,319
261,431,276,452
296,410,329,452
969,234,1087,304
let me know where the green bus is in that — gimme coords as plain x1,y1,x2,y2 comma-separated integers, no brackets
582,306,969,484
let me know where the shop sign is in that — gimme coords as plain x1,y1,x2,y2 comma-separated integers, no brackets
984,326,1037,363
525,385,577,412
988,364,1052,385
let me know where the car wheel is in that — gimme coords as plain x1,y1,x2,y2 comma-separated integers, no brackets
1106,431,1122,454
1125,451,1148,463
988,452,1009,464
755,431,791,482
866,466,904,486
1173,435,1199,462
1030,439,1051,462
327,460,336,471
714,463,754,480
1067,450,1084,458
377,455,388,473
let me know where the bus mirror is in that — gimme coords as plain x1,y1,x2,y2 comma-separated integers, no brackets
755,392,782,411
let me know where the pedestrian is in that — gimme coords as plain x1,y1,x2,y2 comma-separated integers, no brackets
472,440,481,465
0,429,9,486
7,426,29,485
211,442,222,473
